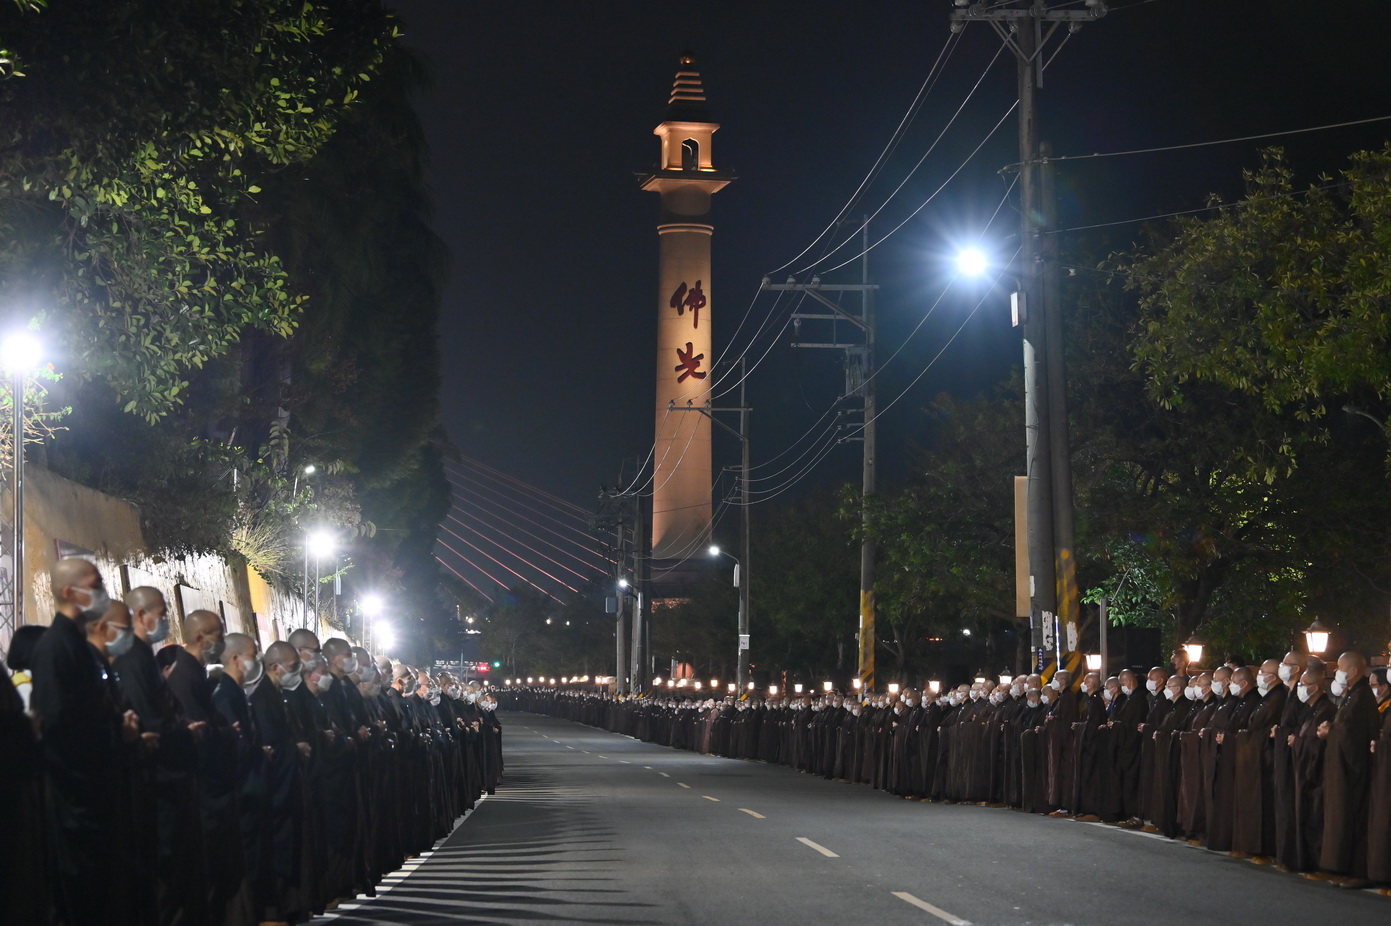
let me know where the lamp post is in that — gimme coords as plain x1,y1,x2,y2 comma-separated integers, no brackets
709,544,749,695
360,592,384,651
304,529,336,631
0,331,41,657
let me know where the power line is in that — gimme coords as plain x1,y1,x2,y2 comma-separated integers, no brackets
433,555,494,603
1041,114,1391,167
438,519,581,596
445,506,603,585
446,478,613,569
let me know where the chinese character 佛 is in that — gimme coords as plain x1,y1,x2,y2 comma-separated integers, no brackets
674,342,706,384
669,279,707,329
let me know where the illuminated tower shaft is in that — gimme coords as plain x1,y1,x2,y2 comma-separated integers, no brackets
640,54,733,560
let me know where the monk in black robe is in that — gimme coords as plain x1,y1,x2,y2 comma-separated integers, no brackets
1319,651,1381,884
1366,668,1391,884
1108,670,1151,822
30,558,131,926
1068,673,1107,818
1148,676,1193,837
1272,652,1312,871
1291,668,1337,873
1206,666,1262,852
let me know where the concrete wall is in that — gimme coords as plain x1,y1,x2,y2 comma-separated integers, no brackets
9,465,307,650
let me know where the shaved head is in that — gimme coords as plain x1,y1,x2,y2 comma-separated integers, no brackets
182,609,222,639
50,557,99,598
322,638,351,660
124,586,164,612
287,629,320,652
265,641,298,669
223,633,256,660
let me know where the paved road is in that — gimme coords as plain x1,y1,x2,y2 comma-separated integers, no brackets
327,711,1388,925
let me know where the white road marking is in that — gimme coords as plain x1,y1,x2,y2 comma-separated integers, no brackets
739,808,765,819
892,892,972,925
620,760,631,764
796,837,839,858
566,745,575,749
597,755,608,759
677,782,692,789
643,765,653,769
659,772,670,778
702,795,719,802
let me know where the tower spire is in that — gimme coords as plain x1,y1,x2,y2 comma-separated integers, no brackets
640,52,735,562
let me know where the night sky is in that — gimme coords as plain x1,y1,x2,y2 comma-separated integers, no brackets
387,0,1391,598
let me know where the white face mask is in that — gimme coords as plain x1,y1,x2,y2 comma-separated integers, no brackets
1331,669,1349,697
73,584,112,621
1102,689,1114,702
1050,679,1062,691
1146,678,1159,694
1121,684,1134,697
241,656,264,688
1183,686,1196,701
1164,687,1177,701
279,667,303,691
1297,684,1310,704
1278,664,1296,683
1211,680,1229,697
1257,676,1271,695
315,672,334,693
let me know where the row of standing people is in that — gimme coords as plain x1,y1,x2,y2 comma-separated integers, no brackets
507,650,1391,890
0,556,503,926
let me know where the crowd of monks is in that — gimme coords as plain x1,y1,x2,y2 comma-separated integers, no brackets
506,648,1391,892
0,557,504,926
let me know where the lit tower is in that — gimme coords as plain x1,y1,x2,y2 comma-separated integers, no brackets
640,53,734,561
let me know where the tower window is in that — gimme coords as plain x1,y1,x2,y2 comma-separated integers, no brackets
681,138,699,170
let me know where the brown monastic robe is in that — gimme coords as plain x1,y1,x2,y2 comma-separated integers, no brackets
1177,693,1221,837
1045,687,1078,809
1232,681,1288,856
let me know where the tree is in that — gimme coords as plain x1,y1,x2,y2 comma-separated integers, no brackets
0,0,398,421
1124,146,1391,478
857,388,1022,679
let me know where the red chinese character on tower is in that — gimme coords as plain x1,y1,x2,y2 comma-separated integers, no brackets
674,342,706,383
669,280,707,329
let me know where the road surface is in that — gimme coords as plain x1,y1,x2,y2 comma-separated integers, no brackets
326,711,1388,925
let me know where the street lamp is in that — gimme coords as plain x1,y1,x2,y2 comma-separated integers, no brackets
1183,632,1206,667
709,544,750,695
304,528,336,630
1303,620,1332,656
1,330,41,655
956,247,988,277
360,592,384,650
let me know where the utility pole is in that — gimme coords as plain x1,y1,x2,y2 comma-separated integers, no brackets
593,488,635,694
671,373,751,694
764,221,878,690
949,0,1103,667
628,491,646,694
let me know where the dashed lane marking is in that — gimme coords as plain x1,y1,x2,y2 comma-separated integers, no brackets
739,809,765,819
796,837,839,858
597,755,608,759
891,892,972,925
566,745,575,749
677,782,692,789
702,795,719,802
620,760,631,764
643,766,653,769
659,772,670,778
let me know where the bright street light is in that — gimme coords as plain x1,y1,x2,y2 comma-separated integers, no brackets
376,623,396,651
361,593,385,617
0,331,42,373
307,529,336,560
956,247,988,277
0,329,42,648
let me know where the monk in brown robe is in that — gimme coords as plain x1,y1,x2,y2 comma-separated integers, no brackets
1044,670,1077,813
1178,671,1221,839
1318,651,1381,886
1206,666,1261,851
1231,658,1289,858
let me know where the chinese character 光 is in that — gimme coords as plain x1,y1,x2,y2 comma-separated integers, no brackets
674,342,706,384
